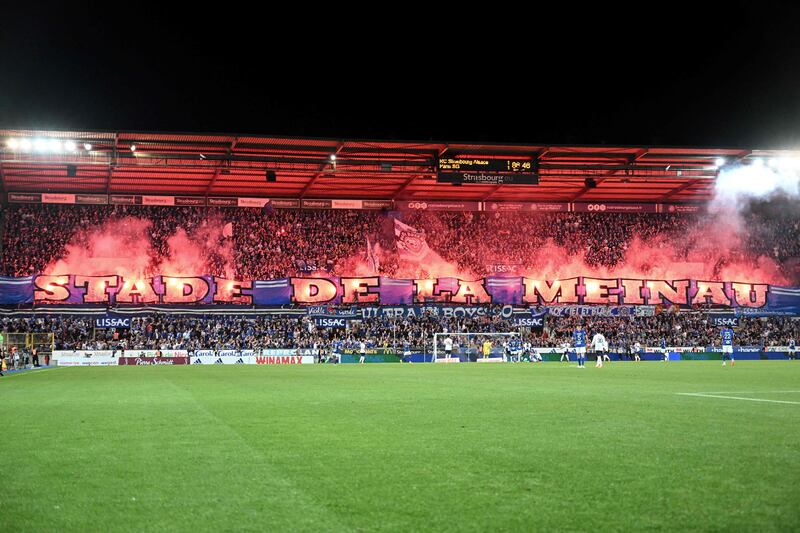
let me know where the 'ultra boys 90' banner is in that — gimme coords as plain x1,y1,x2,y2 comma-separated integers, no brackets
0,274,793,313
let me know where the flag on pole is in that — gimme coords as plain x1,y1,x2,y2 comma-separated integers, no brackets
366,236,380,274
222,222,234,238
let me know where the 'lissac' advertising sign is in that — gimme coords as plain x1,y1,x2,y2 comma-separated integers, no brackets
94,314,131,328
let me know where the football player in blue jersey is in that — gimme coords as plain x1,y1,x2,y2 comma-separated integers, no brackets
331,339,342,364
573,326,587,368
509,335,522,363
721,327,735,366
402,340,413,364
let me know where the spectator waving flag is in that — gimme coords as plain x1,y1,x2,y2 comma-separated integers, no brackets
222,222,234,239
393,218,431,261
365,236,380,273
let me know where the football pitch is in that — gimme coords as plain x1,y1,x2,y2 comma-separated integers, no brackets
3,362,799,532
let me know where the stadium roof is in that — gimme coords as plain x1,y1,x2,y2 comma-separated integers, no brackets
0,129,794,203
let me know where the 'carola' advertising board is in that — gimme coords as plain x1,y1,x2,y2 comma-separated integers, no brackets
192,350,257,358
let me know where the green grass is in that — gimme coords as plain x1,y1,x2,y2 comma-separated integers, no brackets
3,362,800,532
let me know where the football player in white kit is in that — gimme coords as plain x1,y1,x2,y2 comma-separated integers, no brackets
359,340,367,364
560,342,571,363
443,335,454,361
602,337,611,362
591,331,608,368
522,340,532,362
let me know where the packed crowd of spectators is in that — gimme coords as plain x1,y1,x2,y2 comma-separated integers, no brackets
0,205,235,277
231,208,379,279
395,211,695,276
2,204,799,282
1,204,796,360
1,313,797,353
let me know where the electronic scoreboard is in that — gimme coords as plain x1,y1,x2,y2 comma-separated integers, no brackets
437,157,539,185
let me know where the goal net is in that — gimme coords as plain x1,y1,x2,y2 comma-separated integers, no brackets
433,332,518,363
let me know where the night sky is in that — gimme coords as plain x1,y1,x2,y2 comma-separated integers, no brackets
1,3,799,148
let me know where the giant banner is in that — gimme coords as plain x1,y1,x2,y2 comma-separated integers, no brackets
0,274,790,313
359,305,516,319
0,276,35,305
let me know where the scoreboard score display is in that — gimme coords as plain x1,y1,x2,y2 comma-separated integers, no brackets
437,157,539,185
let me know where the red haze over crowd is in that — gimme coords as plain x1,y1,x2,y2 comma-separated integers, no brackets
11,161,798,286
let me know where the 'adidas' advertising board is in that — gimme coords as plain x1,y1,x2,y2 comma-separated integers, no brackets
191,356,252,365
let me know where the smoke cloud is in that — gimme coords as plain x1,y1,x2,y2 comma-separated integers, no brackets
42,159,800,286
46,215,234,278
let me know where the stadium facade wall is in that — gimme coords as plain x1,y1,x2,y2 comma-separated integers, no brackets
5,192,703,215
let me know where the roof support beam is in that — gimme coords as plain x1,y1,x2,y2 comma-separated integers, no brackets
482,184,504,201
570,149,648,201
396,144,472,199
660,179,702,201
105,133,119,195
569,168,621,201
204,137,239,196
392,174,426,199
298,143,345,198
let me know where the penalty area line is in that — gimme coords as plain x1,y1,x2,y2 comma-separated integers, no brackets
676,392,800,405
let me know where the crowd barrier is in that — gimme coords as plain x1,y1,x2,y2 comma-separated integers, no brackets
58,355,118,366
52,349,317,366
51,347,797,366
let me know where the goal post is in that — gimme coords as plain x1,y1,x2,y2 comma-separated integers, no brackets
433,332,518,363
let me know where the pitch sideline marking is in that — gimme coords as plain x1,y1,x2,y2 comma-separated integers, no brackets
3,368,56,378
697,391,800,394
677,392,800,405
